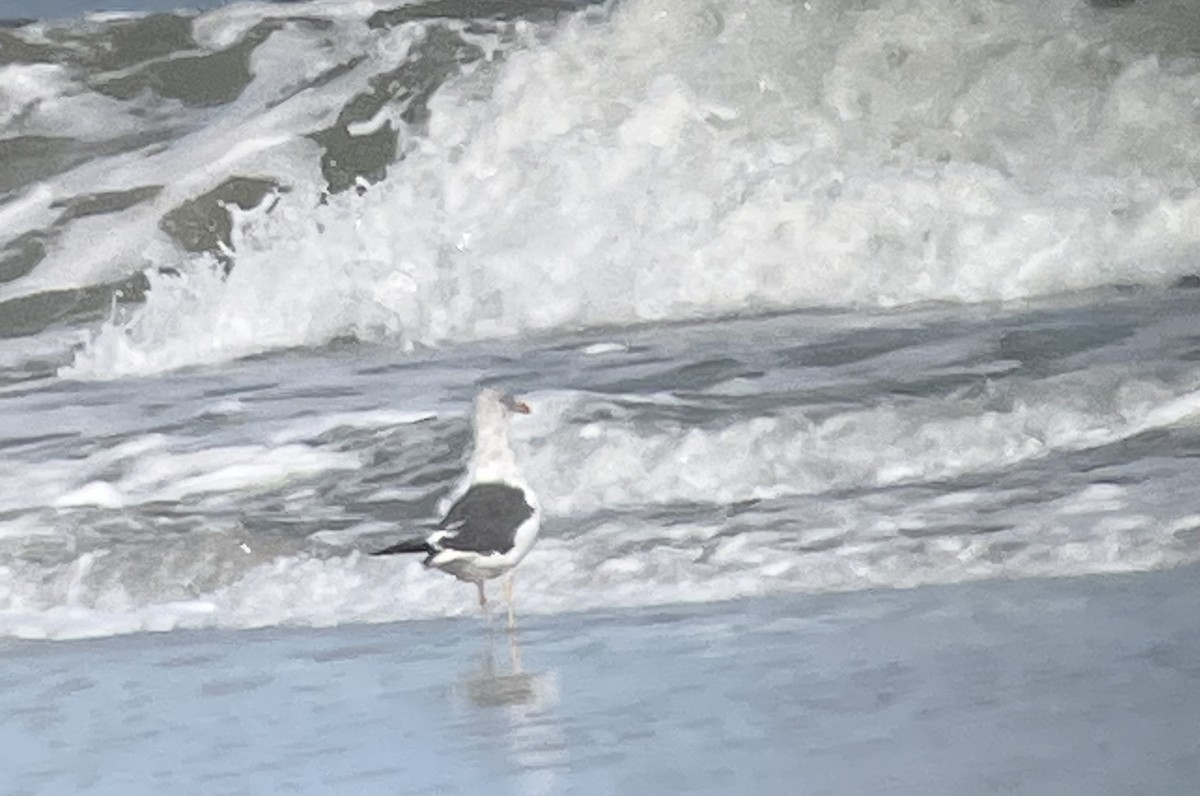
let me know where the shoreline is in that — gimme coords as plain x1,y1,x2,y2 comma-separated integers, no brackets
3,565,1198,794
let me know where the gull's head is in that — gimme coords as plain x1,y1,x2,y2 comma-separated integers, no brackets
470,388,531,480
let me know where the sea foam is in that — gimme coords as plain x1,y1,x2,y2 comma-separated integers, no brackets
46,0,1200,379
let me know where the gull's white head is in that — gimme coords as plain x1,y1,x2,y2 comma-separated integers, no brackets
469,388,531,484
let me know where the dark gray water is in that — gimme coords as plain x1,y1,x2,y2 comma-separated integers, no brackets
0,0,264,24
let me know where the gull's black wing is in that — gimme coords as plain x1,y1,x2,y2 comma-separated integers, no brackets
436,482,534,555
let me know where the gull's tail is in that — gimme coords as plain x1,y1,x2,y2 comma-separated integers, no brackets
371,538,435,556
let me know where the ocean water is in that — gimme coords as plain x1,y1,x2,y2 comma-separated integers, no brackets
1,0,1199,789
3,567,1199,795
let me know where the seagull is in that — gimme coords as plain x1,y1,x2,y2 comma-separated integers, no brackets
372,388,541,629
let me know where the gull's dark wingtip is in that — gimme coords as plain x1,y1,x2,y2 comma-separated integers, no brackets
372,539,434,556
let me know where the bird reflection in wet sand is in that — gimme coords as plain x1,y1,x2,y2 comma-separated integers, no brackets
454,629,566,795
461,629,542,708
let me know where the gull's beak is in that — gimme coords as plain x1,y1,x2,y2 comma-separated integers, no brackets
498,392,532,414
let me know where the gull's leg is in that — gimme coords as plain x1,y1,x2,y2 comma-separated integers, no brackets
504,573,517,631
476,581,490,619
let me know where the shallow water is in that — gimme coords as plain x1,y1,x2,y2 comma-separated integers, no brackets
3,565,1198,795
